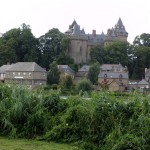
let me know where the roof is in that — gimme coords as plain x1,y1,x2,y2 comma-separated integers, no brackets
78,65,90,72
100,64,124,71
58,65,74,75
138,79,149,85
6,62,46,72
98,72,128,79
0,64,12,73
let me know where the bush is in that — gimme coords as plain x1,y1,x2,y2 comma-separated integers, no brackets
76,79,92,93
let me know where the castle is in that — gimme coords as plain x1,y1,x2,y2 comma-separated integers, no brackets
65,18,128,64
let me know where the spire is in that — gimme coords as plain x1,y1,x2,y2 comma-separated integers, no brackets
115,18,125,30
69,19,78,29
117,18,123,27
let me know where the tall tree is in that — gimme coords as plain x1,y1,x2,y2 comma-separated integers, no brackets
90,45,106,64
0,24,38,66
47,61,60,85
38,29,75,70
87,62,100,84
132,33,150,79
104,41,130,66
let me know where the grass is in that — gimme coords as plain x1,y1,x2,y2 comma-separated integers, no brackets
0,137,78,150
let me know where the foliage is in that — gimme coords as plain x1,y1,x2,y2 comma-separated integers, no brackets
87,62,100,84
0,24,39,66
90,45,106,64
0,136,75,150
76,79,92,92
47,61,60,85
0,75,150,150
38,29,74,70
60,75,74,90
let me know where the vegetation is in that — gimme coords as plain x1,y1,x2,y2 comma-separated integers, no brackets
76,78,92,92
0,136,75,150
87,62,100,84
0,84,149,149
47,61,60,85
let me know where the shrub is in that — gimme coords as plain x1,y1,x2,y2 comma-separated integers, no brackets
76,79,92,93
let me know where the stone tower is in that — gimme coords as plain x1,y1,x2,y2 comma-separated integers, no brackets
65,18,128,64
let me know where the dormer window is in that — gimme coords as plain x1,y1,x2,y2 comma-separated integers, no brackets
119,74,123,78
104,74,107,78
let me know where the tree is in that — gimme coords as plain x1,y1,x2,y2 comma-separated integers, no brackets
131,33,150,79
105,41,130,66
47,61,60,85
60,75,73,90
133,33,150,47
38,28,72,69
0,24,39,66
90,45,106,64
76,79,92,92
87,62,100,84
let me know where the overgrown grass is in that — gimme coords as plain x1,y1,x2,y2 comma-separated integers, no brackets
0,136,76,150
0,84,150,149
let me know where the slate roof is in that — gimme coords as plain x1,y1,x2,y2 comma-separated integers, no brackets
7,62,46,72
98,72,128,79
58,65,74,75
100,64,124,71
138,79,149,85
0,65,12,73
78,65,90,72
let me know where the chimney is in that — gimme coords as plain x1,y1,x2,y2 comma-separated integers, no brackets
92,30,96,35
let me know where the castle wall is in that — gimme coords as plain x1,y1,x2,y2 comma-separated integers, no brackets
68,36,88,64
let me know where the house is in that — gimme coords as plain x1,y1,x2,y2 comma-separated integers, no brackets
75,65,90,80
98,64,129,92
145,68,150,83
5,62,47,88
0,64,12,83
57,65,75,79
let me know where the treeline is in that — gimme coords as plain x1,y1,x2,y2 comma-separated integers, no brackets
0,85,150,149
0,23,150,79
0,23,74,70
90,34,150,79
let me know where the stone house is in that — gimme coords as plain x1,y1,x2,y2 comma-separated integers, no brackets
57,65,75,79
0,64,12,83
98,64,129,92
5,62,47,88
75,65,90,80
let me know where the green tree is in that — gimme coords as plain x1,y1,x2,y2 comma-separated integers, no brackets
105,41,130,66
90,45,106,64
38,29,75,70
60,75,73,90
76,78,92,92
47,61,60,85
0,24,38,66
131,33,150,79
87,62,100,84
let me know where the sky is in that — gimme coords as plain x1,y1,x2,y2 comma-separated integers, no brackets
0,0,150,43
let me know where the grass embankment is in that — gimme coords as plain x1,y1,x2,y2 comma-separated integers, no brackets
0,137,76,150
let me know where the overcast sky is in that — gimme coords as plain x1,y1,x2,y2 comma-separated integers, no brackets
0,0,150,43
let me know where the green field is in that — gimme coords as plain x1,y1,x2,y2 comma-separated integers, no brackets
0,137,77,150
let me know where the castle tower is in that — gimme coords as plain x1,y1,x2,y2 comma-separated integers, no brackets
114,18,128,41
65,20,88,64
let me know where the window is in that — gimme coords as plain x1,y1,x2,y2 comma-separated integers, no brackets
119,74,123,78
23,72,26,75
18,72,20,76
104,74,107,78
28,72,31,77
